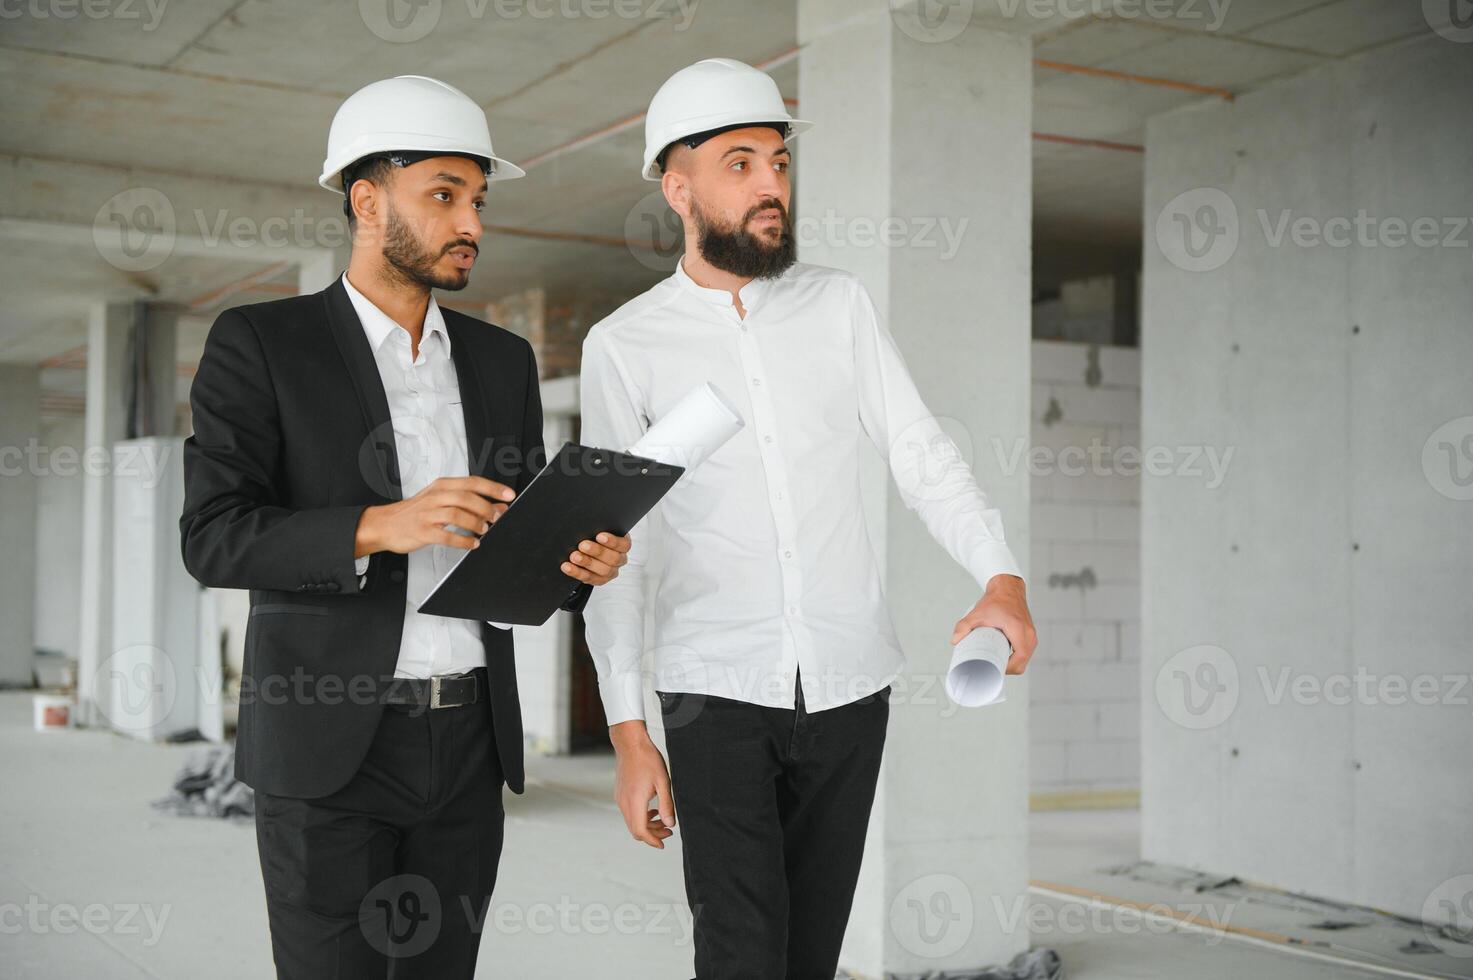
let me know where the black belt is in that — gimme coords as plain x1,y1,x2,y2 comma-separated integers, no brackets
382,667,486,709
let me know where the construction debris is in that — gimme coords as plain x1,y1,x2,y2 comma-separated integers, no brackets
150,745,254,820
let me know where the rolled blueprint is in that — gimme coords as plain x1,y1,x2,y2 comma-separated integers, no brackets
946,627,1011,707
628,381,744,471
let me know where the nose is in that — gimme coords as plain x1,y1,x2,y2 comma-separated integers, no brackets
754,164,787,202
456,201,484,243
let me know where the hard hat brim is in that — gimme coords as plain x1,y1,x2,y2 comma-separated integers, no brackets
319,149,525,193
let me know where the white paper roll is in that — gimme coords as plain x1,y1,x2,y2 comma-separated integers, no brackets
946,627,1011,707
628,381,744,471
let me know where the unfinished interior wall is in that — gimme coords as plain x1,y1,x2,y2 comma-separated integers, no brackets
1140,34,1473,920
1028,340,1140,798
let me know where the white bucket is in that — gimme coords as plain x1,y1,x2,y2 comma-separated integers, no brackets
33,694,73,732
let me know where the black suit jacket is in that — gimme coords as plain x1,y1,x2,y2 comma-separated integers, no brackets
180,276,588,799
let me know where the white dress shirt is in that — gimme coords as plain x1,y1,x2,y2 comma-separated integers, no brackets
579,259,1023,725
342,273,506,680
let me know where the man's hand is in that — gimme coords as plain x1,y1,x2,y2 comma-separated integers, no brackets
950,574,1037,674
609,720,675,849
561,532,631,587
355,476,515,557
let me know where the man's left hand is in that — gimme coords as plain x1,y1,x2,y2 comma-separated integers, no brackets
562,531,632,586
950,574,1037,674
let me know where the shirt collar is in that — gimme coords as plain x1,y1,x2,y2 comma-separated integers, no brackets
341,272,450,354
673,255,778,317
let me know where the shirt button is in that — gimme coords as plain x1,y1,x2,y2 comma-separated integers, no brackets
751,378,761,387
783,550,793,559
764,435,774,444
788,605,798,615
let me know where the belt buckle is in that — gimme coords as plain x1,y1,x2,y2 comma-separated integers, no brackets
430,675,445,710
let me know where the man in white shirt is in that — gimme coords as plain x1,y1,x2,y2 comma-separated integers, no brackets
579,59,1038,979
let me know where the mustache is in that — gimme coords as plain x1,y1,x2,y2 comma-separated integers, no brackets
744,199,788,223
442,239,478,255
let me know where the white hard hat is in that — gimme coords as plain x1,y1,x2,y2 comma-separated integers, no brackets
319,74,524,193
641,58,811,181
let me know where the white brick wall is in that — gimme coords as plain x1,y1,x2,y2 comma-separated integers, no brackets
1030,340,1141,795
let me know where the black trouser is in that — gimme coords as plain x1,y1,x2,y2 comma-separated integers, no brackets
253,669,504,980
658,674,891,980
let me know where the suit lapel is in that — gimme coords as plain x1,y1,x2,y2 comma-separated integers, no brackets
324,277,403,501
325,276,514,494
446,316,501,479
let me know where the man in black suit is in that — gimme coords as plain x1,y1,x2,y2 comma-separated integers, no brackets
179,75,631,979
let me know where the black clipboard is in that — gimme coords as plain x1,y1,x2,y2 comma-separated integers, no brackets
417,442,683,626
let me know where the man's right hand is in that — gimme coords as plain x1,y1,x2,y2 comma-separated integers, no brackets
610,720,676,849
354,476,516,557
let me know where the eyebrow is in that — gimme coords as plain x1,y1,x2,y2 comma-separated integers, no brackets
430,172,488,193
719,144,792,161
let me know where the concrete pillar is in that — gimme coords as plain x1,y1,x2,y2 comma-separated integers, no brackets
136,304,180,437
76,302,133,724
798,2,1033,974
0,365,41,686
75,298,178,721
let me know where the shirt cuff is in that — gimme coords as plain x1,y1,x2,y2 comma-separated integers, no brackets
598,670,646,726
968,540,1025,593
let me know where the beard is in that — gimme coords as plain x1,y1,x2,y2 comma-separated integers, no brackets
691,195,797,280
381,200,475,292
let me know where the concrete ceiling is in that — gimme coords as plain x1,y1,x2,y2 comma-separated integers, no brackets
0,0,1437,388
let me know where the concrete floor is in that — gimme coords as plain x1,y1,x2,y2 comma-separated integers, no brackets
0,691,1437,979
